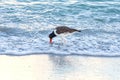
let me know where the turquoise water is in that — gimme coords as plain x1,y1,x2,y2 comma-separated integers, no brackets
0,0,120,56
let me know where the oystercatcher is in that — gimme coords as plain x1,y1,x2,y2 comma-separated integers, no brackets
49,26,81,44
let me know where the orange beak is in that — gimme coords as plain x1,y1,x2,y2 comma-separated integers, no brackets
50,38,52,44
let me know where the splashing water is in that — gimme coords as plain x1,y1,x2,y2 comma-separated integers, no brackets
0,0,120,56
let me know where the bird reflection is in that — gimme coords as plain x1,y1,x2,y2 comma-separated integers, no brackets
48,55,75,75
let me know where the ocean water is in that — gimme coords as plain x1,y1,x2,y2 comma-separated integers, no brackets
0,0,120,56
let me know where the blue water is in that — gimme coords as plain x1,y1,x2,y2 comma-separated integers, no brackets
0,0,120,56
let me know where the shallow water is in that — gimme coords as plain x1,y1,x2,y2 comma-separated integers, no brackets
0,0,120,56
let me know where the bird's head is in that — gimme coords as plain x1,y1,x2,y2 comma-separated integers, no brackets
49,31,56,44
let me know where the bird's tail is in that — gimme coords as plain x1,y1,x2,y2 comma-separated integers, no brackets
77,30,81,32
72,29,81,32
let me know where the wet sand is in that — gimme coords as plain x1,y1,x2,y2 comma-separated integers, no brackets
0,54,120,80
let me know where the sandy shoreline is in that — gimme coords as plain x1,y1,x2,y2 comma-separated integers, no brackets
0,54,120,80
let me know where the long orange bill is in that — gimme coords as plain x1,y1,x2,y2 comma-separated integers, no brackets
50,38,52,44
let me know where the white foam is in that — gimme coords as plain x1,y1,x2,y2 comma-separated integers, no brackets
0,0,119,5
0,1,49,5
0,0,120,56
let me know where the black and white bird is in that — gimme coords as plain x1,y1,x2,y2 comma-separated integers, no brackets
49,26,81,44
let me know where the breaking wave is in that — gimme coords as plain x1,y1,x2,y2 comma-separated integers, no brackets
0,0,120,56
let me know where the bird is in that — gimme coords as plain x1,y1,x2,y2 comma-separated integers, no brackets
49,26,81,44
